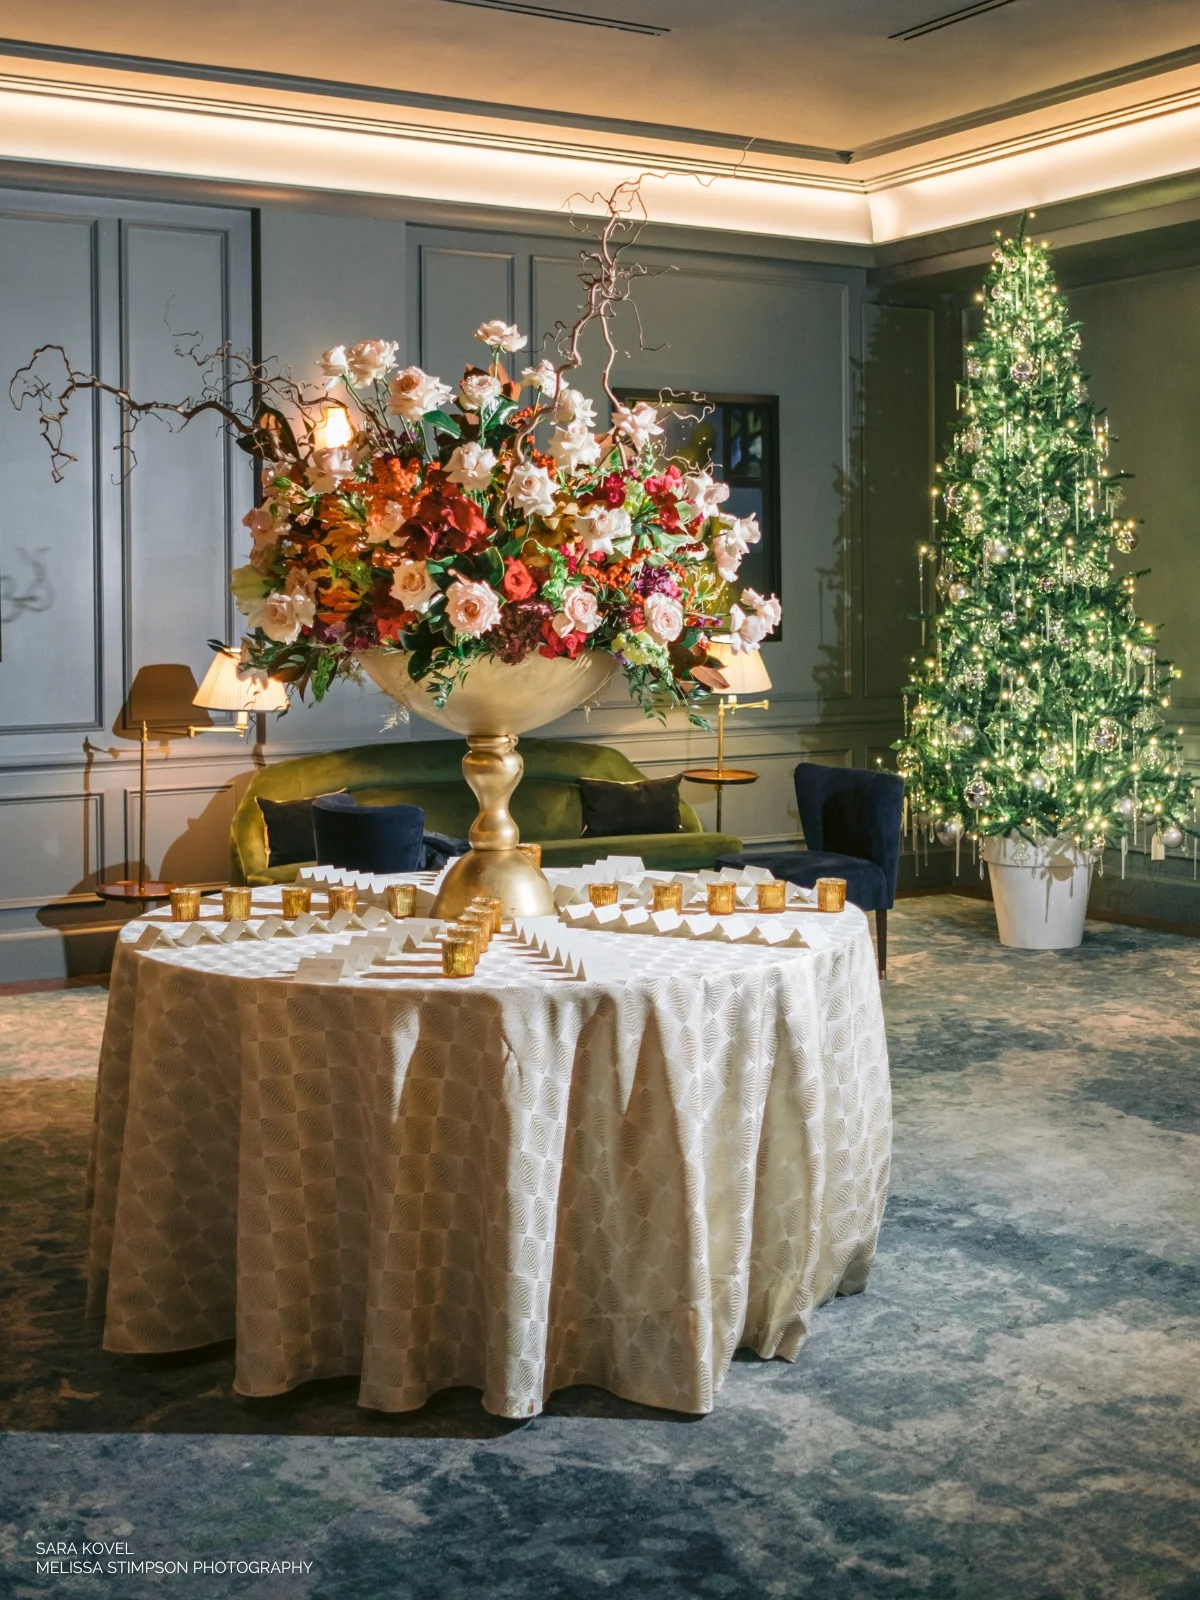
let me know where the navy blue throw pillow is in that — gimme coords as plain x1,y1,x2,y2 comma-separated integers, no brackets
312,794,426,874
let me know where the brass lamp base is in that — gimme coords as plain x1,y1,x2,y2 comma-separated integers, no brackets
431,734,555,920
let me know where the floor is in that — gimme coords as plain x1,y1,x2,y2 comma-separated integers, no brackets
1,896,1198,1599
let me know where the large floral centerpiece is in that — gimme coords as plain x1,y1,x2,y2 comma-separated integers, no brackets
233,323,780,716
12,184,781,917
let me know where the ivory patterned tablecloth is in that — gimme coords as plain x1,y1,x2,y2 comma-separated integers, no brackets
86,902,891,1417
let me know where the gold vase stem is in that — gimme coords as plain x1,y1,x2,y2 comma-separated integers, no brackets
431,733,555,920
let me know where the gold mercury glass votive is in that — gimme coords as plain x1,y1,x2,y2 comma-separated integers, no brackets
454,919,484,961
652,882,683,914
461,907,490,951
222,886,253,922
386,882,418,919
816,877,848,913
471,897,500,942
442,932,477,978
706,881,737,916
169,887,202,922
280,885,312,920
485,896,504,937
326,885,358,916
588,881,619,908
517,842,542,868
756,881,788,914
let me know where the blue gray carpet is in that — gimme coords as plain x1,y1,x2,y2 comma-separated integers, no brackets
1,896,1198,1598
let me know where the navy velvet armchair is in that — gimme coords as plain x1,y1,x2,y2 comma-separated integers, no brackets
717,762,905,975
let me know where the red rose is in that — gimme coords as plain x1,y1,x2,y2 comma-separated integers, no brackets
502,558,537,601
538,619,587,659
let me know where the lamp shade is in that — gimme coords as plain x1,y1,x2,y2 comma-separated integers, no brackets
193,649,289,712
705,638,772,696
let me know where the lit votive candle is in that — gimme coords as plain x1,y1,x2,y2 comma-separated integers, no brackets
756,880,788,914
485,896,504,936
386,882,418,919
706,881,737,916
517,842,542,868
452,919,483,961
222,886,253,921
652,882,683,913
169,887,201,922
816,877,847,913
280,885,312,920
442,932,477,978
326,885,358,916
588,882,619,907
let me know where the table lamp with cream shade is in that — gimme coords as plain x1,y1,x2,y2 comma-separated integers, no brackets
189,646,288,737
682,639,771,832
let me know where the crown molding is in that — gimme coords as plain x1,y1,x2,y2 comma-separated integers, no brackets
0,51,1199,248
4,31,1200,169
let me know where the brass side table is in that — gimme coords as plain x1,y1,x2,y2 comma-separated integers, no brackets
680,767,759,834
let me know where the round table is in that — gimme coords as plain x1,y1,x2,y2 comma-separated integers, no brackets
86,887,891,1418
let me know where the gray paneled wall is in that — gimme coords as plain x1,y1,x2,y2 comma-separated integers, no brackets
0,197,932,980
0,190,253,981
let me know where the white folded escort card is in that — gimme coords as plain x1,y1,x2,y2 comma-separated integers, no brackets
557,900,809,948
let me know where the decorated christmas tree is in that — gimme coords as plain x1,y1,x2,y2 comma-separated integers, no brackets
894,227,1196,867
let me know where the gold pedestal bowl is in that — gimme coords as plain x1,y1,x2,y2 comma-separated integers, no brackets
361,649,616,919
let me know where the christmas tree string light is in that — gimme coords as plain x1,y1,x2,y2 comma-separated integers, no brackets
893,226,1196,864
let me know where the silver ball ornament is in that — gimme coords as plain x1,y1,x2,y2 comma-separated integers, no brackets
1112,795,1137,821
936,816,965,846
949,722,977,748
1027,770,1050,793
1161,825,1184,849
948,581,971,603
985,538,1011,563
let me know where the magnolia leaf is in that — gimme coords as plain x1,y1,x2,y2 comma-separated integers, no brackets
423,410,461,438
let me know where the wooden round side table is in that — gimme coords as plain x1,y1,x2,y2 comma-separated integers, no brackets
680,767,759,833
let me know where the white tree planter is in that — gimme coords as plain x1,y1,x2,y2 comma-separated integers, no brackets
982,833,1096,950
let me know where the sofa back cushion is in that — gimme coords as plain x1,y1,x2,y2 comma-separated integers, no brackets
350,778,582,841
231,738,705,882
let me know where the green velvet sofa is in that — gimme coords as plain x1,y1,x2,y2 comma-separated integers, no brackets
230,737,742,885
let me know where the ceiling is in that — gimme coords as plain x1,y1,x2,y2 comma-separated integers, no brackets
1,0,1197,159
1,0,1200,248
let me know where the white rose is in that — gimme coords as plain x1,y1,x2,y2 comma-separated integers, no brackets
548,422,601,473
245,589,316,645
318,345,348,383
552,584,600,637
728,588,781,652
506,463,557,518
445,577,502,638
458,372,503,411
644,592,684,643
521,359,559,394
308,446,360,493
474,319,528,353
388,366,453,421
345,339,399,384
711,513,761,581
446,441,498,491
684,470,730,520
575,505,631,558
390,559,440,614
612,400,663,452
743,586,781,629
712,532,744,583
555,387,597,428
